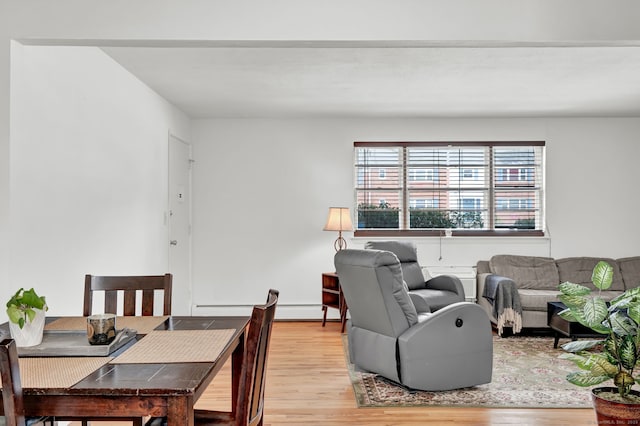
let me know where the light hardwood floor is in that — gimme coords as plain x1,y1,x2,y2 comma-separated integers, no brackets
74,321,598,426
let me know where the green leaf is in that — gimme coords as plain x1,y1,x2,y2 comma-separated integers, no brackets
561,340,603,353
20,288,46,310
558,308,577,322
609,311,637,336
587,354,619,377
6,304,22,324
592,261,614,291
628,302,640,325
583,297,608,328
24,307,36,323
614,286,640,301
559,282,591,297
559,294,587,310
566,371,610,387
619,335,638,371
559,352,591,368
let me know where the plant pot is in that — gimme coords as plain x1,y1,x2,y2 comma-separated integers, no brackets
8,307,46,347
592,387,640,425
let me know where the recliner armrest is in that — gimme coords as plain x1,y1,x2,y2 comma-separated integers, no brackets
408,293,431,314
424,275,465,297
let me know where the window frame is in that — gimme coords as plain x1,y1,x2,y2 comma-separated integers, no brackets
353,141,545,237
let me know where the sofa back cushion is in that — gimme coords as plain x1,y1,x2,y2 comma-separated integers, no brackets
616,256,640,290
489,255,559,289
556,257,625,292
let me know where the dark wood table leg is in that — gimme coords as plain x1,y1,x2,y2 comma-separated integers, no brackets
231,329,246,415
167,396,194,426
321,305,328,327
554,332,560,349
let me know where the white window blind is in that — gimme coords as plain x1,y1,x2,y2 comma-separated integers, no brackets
354,141,545,236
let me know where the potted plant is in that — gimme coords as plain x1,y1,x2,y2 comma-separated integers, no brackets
558,260,640,424
6,287,48,347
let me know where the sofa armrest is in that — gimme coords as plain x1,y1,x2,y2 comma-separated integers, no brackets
425,275,465,298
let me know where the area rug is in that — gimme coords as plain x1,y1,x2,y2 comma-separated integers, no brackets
344,335,594,408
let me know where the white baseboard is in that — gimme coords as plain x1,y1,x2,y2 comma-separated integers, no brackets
192,304,341,321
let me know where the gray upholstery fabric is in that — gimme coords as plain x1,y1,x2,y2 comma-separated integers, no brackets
616,256,640,290
366,241,424,289
335,249,418,333
478,255,633,331
517,289,561,311
365,241,465,307
335,249,493,391
489,254,559,289
556,257,625,292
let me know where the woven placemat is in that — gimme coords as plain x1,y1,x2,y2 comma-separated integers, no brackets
110,329,235,364
0,357,112,389
45,316,169,335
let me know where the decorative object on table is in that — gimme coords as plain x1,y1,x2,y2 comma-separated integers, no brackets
86,313,117,345
557,260,640,423
5,288,48,347
323,207,352,251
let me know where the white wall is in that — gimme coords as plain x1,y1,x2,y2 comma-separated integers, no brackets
1,1,640,321
190,117,640,318
2,44,191,322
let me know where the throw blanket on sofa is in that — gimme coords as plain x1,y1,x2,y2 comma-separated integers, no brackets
482,275,523,335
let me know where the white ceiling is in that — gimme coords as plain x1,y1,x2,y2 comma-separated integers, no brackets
101,44,640,119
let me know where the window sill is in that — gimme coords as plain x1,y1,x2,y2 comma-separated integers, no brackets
354,229,545,238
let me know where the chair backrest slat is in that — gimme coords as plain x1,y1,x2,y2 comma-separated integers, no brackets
83,274,172,317
235,289,278,426
1,338,27,426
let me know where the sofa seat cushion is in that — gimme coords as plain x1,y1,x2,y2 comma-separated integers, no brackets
556,257,625,292
519,289,623,312
489,255,559,290
518,289,561,312
617,256,640,290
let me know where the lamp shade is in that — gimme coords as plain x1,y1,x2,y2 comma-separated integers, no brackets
323,207,353,232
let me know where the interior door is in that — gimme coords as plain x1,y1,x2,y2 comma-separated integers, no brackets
168,134,192,315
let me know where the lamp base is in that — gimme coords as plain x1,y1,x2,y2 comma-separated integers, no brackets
334,235,347,251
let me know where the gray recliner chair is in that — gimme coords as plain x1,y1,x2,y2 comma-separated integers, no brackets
335,248,493,391
365,241,465,311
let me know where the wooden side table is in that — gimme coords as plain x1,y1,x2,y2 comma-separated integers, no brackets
321,272,347,332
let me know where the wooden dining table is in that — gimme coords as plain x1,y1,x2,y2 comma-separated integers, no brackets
0,315,250,425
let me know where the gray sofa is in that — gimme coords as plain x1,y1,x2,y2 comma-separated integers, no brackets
476,255,640,333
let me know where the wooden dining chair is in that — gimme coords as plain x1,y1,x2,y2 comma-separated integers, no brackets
69,273,172,426
146,288,279,426
1,339,53,426
83,273,173,316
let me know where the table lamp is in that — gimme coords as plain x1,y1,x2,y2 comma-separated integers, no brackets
323,207,353,251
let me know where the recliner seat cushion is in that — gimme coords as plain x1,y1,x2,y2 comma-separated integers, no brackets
556,257,625,292
408,288,460,311
489,255,559,289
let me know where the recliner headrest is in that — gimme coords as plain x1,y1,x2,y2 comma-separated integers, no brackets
365,241,418,263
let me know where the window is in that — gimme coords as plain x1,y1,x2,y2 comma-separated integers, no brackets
354,141,545,236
